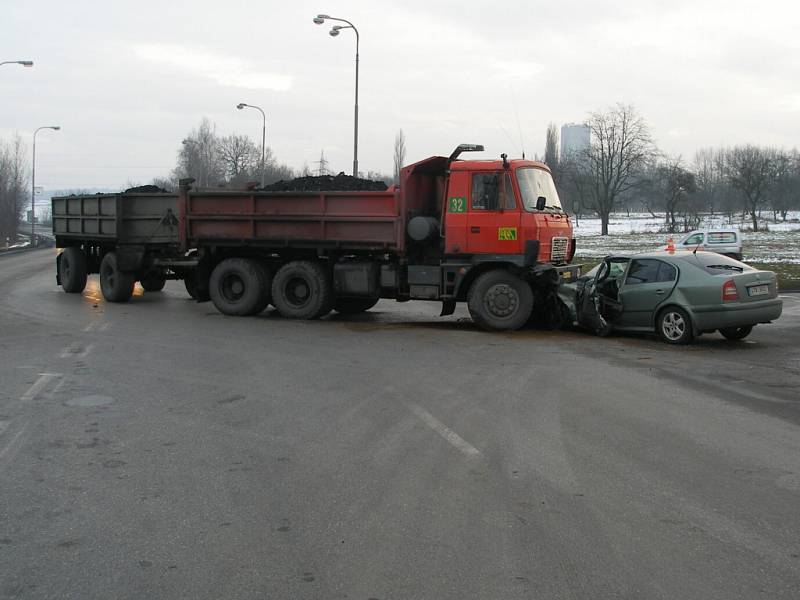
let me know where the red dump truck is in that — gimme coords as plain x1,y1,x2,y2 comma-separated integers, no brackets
54,145,577,330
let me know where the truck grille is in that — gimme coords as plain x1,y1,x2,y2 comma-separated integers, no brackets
551,237,568,263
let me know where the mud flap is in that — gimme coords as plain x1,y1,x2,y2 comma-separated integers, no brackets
56,253,62,286
440,300,456,317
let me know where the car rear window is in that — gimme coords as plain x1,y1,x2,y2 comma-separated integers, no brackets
707,231,737,244
678,253,752,275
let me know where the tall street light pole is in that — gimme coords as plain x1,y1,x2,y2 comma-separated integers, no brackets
32,126,60,247
0,60,34,68
237,103,266,187
313,14,359,178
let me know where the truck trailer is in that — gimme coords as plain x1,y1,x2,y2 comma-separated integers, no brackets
53,145,578,331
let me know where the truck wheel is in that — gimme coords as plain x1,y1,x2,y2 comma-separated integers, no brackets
272,261,332,319
467,270,534,331
184,272,210,302
251,261,273,314
719,325,752,341
99,252,135,303
333,297,379,314
140,272,167,292
60,247,88,293
209,258,268,316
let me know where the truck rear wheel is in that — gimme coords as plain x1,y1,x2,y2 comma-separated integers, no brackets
60,247,88,293
467,270,534,331
140,272,166,292
333,297,379,314
100,252,135,303
272,261,332,319
209,258,268,316
251,261,273,314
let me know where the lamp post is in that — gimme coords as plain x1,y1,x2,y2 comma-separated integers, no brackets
32,126,60,247
0,60,33,68
313,14,359,178
236,103,266,187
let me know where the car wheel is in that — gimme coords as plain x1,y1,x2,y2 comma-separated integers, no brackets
657,306,694,344
719,325,753,341
467,269,534,331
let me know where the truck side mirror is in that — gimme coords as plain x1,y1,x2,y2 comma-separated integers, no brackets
536,196,546,211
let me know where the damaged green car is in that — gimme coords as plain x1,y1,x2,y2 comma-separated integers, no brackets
559,251,783,344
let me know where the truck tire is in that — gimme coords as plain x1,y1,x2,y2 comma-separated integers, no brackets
272,261,332,320
184,272,210,302
209,258,268,316
100,252,135,303
251,261,273,314
60,247,88,293
467,270,534,331
140,272,167,292
333,297,379,314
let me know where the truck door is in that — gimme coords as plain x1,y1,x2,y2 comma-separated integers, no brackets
465,172,521,255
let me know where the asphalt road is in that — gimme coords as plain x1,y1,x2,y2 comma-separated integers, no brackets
2,249,799,600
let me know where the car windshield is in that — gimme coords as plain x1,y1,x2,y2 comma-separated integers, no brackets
516,167,563,211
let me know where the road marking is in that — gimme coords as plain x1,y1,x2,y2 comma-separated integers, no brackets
410,404,482,459
20,373,63,401
83,322,109,332
59,342,94,359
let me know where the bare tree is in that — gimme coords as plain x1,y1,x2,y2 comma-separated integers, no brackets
653,156,696,233
581,104,655,235
725,145,777,231
0,135,29,243
393,129,406,184
218,134,260,183
173,118,225,187
544,122,559,182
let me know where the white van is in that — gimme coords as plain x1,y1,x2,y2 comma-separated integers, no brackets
677,228,742,260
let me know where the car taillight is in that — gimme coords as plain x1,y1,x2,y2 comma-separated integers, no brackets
722,279,739,302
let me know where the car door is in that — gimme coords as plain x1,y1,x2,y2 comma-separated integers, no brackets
617,259,678,329
465,172,521,255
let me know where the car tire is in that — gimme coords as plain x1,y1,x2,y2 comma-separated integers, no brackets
271,261,332,319
60,247,88,293
467,269,534,331
719,325,753,341
333,297,379,314
99,252,135,303
140,272,167,292
656,306,694,344
209,258,268,316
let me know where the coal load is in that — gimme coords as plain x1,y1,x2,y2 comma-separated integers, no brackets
261,172,388,192
123,184,172,194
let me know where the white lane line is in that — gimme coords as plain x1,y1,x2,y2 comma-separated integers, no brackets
20,373,63,401
410,404,482,459
0,424,29,470
59,342,94,359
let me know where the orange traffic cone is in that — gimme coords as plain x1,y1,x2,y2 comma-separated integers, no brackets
666,236,675,253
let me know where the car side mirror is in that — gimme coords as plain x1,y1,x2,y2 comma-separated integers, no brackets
536,196,546,211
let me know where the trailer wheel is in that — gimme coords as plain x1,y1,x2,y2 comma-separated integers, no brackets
209,258,268,316
272,261,332,319
467,269,534,331
140,272,167,292
60,247,88,293
333,297,379,314
99,252,135,303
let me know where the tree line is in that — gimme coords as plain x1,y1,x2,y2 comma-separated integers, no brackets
548,104,800,235
0,135,28,245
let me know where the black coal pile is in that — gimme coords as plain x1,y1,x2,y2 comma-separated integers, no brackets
260,172,388,192
123,184,172,194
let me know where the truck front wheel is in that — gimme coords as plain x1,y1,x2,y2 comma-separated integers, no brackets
99,252,135,303
467,270,534,331
60,247,88,293
209,258,268,316
272,261,332,319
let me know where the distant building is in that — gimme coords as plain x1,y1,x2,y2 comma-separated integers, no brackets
560,123,590,161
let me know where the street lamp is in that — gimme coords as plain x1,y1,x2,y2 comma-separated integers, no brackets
32,126,60,247
0,60,33,68
313,14,360,178
236,103,266,187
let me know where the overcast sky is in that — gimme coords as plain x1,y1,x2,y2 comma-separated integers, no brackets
3,0,799,191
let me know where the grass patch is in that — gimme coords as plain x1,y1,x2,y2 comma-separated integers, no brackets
574,256,800,291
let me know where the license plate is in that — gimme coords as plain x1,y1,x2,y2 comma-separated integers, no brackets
747,284,769,297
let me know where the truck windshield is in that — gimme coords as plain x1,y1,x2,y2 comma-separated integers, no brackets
516,167,563,211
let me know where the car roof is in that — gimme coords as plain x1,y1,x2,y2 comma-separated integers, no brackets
682,227,740,234
602,250,724,261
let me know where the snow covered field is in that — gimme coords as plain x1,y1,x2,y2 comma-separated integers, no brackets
572,213,800,263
